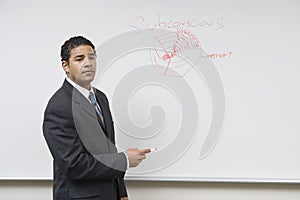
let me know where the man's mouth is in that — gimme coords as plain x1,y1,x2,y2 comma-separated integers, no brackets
82,70,95,74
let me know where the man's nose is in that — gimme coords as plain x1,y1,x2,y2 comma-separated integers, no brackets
83,57,92,67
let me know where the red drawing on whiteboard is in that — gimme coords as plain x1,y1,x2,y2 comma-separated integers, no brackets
149,28,232,78
202,52,232,59
129,14,225,33
150,29,202,78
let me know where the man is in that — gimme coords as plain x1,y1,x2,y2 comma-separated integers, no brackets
43,36,150,200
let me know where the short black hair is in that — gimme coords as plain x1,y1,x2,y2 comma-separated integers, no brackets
60,36,95,62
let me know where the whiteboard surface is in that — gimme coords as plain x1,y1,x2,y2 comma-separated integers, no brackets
0,0,299,182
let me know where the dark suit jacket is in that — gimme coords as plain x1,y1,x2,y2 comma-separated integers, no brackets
43,80,128,200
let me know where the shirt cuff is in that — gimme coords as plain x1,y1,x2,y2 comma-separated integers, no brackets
123,152,130,169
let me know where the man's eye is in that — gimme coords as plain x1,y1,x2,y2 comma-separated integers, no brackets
75,58,83,61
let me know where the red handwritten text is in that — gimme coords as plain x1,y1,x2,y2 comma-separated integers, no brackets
201,52,232,59
129,14,224,32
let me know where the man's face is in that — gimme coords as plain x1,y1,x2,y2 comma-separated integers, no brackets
62,45,96,89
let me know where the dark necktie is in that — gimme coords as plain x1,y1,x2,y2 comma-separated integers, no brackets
89,92,105,129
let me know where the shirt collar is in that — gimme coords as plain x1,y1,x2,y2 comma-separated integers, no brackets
66,77,94,103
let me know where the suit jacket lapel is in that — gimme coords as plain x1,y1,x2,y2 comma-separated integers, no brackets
63,79,108,134
62,79,97,120
62,80,117,155
93,88,113,140
73,88,98,121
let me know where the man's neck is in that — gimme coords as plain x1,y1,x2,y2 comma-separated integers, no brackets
67,78,91,90
66,77,92,91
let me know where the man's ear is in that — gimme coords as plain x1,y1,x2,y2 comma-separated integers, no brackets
62,61,69,74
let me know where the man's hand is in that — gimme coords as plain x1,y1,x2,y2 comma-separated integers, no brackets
121,197,129,200
125,148,151,167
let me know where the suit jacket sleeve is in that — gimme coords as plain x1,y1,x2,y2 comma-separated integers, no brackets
43,100,127,181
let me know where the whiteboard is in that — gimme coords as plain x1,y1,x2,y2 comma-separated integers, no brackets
0,0,300,182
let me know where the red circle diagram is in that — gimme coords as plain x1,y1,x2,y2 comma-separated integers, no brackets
150,29,202,78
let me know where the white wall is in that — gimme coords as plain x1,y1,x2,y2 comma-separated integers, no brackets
0,181,300,200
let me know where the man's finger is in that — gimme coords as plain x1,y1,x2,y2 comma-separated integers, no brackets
139,148,151,154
